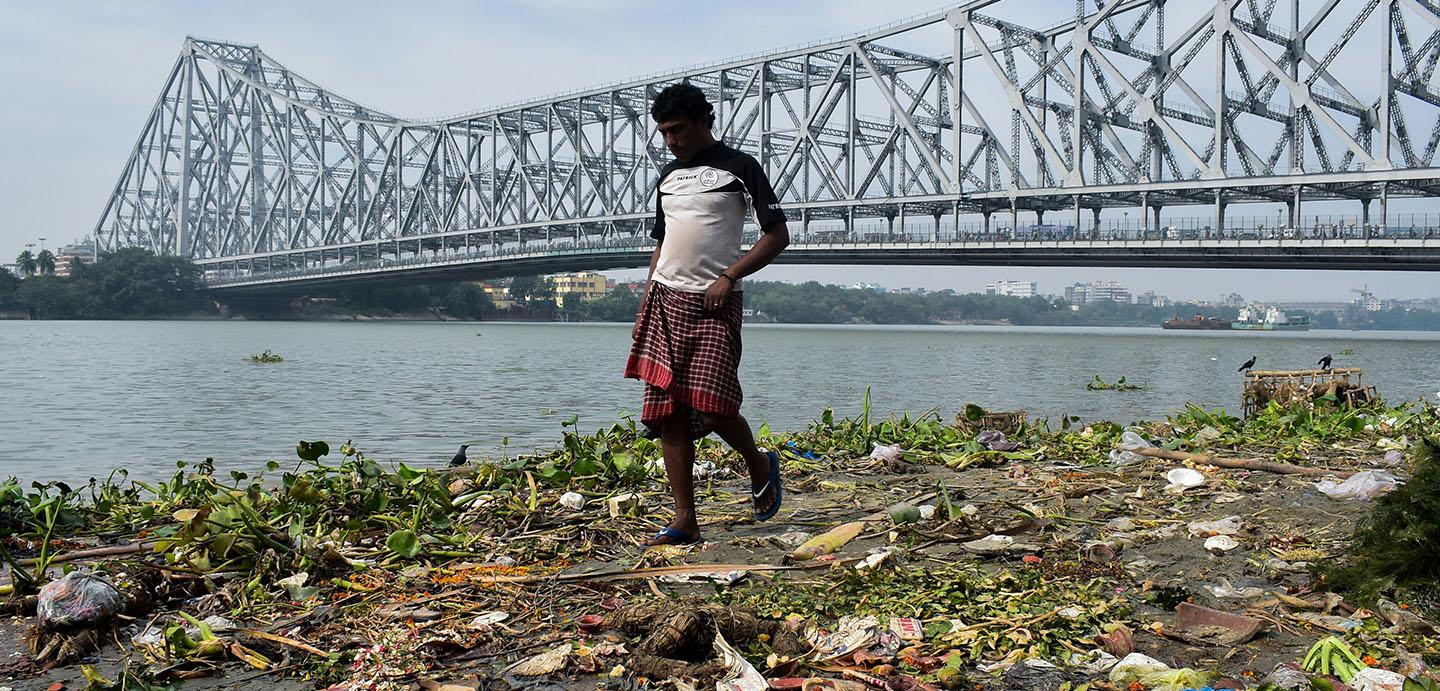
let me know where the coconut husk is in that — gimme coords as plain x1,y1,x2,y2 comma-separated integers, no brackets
603,597,804,682
25,624,105,667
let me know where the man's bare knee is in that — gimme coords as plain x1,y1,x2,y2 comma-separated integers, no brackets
659,413,692,441
700,412,736,430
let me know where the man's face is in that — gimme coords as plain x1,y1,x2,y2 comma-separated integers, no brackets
656,116,710,162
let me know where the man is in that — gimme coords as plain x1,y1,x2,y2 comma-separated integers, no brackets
624,82,790,546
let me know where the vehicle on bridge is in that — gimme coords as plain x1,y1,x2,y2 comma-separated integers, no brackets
1012,225,1076,241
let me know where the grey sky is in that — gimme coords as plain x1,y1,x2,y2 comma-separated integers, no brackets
0,0,1435,302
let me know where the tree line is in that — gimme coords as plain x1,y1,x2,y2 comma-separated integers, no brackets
5,251,1437,330
2,248,207,318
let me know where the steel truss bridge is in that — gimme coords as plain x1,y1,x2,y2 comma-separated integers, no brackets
95,0,1440,293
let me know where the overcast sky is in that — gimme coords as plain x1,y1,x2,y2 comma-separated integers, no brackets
1,0,1435,302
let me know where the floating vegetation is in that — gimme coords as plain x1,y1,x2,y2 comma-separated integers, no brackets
1086,374,1145,391
245,349,284,363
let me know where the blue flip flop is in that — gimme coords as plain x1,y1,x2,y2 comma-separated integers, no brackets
753,450,783,522
647,526,701,546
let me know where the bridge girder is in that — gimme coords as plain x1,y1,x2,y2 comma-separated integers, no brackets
93,0,1440,283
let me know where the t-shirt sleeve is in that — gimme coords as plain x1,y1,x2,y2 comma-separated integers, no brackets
740,157,787,231
650,189,666,241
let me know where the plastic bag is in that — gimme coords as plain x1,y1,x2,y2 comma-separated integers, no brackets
1108,653,1170,684
36,571,124,629
1109,429,1154,466
1316,470,1403,500
1139,667,1210,691
1193,425,1223,445
869,443,903,463
976,430,1021,452
1187,515,1244,537
1348,667,1406,691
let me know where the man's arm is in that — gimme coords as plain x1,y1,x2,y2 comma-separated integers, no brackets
637,239,662,319
703,222,789,311
725,222,789,279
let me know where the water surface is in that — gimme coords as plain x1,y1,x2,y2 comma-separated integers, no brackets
2,320,1436,486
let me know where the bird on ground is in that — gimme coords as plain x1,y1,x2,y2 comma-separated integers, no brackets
1318,354,1333,370
1238,356,1257,372
449,444,470,467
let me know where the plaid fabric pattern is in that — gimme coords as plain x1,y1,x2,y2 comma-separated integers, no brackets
624,281,744,439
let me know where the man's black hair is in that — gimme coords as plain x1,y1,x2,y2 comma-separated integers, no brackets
651,82,714,126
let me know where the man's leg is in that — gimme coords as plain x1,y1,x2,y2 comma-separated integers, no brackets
702,413,778,514
651,408,700,544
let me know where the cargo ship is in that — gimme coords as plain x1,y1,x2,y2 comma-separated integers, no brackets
1232,306,1310,331
1163,306,1311,331
1162,315,1232,330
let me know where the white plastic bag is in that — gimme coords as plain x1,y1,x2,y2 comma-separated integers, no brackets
1109,429,1154,466
869,443,903,463
559,492,586,511
1188,515,1244,538
1316,470,1403,500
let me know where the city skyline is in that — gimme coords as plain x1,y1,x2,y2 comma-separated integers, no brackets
602,265,1438,303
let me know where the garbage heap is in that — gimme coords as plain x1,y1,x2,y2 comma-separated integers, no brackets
1,400,1438,691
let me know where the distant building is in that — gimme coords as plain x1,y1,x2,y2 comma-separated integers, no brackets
849,283,887,293
1065,281,1131,305
552,272,610,308
51,242,96,279
479,282,516,309
985,280,1037,298
1134,290,1170,307
1272,300,1350,315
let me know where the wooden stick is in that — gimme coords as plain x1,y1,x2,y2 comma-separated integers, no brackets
1132,447,1352,479
237,628,328,656
474,560,840,585
15,542,149,567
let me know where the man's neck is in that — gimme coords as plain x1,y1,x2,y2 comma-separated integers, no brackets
683,137,720,162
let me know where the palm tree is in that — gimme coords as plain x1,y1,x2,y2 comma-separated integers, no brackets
36,249,56,276
66,256,88,280
15,250,37,278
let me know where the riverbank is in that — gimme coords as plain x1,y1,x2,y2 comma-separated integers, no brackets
3,397,1438,690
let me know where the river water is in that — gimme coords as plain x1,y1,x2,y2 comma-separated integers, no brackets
2,320,1438,486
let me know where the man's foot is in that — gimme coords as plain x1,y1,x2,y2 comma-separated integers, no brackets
644,526,701,546
751,450,783,521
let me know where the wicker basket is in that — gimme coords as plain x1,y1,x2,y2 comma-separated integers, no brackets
954,410,1028,434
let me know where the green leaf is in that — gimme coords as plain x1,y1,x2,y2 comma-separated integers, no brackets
386,530,422,559
611,450,636,473
210,532,237,558
572,457,598,477
964,403,987,421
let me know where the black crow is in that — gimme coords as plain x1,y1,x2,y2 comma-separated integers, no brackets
448,444,470,467
1238,355,1257,372
1318,354,1333,370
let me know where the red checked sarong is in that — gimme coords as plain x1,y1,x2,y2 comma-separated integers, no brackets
624,281,744,439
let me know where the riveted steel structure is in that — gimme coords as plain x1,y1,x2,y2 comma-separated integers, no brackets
94,0,1440,292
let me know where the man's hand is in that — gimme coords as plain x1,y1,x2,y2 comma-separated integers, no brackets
703,276,734,312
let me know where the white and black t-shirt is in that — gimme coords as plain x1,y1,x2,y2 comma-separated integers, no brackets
650,142,787,293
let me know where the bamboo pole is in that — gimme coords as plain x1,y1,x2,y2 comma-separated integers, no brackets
1133,447,1354,478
